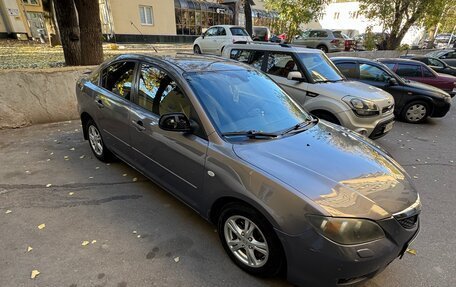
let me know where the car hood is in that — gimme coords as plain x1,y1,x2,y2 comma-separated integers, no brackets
404,80,450,96
310,80,394,103
436,73,456,81
233,123,418,220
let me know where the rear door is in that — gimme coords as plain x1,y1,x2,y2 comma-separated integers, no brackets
97,61,137,162
264,51,309,106
395,63,424,82
201,27,218,53
129,62,208,208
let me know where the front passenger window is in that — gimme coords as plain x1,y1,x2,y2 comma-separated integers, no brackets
266,53,299,78
102,61,136,100
359,64,390,82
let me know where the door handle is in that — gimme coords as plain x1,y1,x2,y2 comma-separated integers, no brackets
95,98,104,108
132,120,146,131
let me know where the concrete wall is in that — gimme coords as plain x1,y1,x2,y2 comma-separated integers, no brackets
0,66,94,129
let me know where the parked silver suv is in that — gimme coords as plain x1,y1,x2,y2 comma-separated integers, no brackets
223,43,395,139
293,29,345,53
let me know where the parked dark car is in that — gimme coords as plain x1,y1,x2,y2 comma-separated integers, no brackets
252,26,271,42
426,49,456,67
332,57,452,123
408,56,456,77
77,54,420,287
378,58,456,97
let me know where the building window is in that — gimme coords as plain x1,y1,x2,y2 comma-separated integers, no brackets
139,6,153,25
22,0,39,5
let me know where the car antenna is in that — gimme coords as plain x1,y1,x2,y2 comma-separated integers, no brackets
130,20,158,53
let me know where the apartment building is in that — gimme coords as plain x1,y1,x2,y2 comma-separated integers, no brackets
0,0,46,39
99,0,277,43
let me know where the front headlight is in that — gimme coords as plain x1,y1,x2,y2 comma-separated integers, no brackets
342,96,379,116
307,215,385,245
444,95,452,103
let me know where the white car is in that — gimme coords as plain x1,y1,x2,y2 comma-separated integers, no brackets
223,43,396,139
193,25,252,55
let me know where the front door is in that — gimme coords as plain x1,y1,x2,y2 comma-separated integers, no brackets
263,51,309,106
129,62,208,208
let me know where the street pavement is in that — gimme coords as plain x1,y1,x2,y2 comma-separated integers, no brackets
1,105,455,287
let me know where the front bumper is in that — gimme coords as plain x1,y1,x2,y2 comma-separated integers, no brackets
336,109,395,139
430,100,451,118
277,216,419,287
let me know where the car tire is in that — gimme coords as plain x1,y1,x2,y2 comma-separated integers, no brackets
312,111,340,125
217,203,284,277
85,119,113,162
400,101,429,123
193,45,201,54
317,45,328,53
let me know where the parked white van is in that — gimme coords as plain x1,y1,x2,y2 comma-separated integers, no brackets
222,43,395,139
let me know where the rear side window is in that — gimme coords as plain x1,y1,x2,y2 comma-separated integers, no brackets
230,27,249,36
332,31,343,38
396,64,422,77
335,62,357,78
101,61,136,100
428,58,444,67
230,49,265,70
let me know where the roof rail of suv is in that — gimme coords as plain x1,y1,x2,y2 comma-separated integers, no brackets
176,52,227,60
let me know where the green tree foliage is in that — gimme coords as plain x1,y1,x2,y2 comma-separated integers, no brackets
359,0,452,50
264,0,328,40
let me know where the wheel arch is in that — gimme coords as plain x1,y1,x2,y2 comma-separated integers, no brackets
310,109,341,125
80,112,94,140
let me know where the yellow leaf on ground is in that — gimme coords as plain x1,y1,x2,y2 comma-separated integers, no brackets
38,224,45,230
81,241,89,246
45,184,52,188
27,246,33,252
122,174,127,177
31,270,40,279
68,192,74,196
132,177,138,182
91,240,97,244
406,248,417,255
5,210,12,214
174,257,180,263
79,155,85,159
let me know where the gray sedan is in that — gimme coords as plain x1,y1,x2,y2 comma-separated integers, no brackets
76,54,420,287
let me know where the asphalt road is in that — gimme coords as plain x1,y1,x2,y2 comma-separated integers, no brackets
1,106,455,287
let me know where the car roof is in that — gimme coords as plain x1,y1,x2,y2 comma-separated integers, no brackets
209,25,245,29
377,58,425,65
225,43,322,54
107,53,252,73
330,56,377,63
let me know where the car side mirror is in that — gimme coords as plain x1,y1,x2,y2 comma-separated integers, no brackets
287,71,305,82
159,113,192,133
388,77,398,86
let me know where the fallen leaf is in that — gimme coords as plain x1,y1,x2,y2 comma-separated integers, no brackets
5,210,12,214
406,248,417,255
64,156,69,159
106,163,111,166
31,269,40,279
50,152,54,155
46,159,51,162
174,257,180,263
132,177,138,182
27,246,33,252
38,223,46,230
137,235,141,238
89,176,94,179
68,192,74,196
25,170,31,174
70,147,75,151
122,173,127,177
91,240,97,244
79,155,85,159
95,166,100,170
45,184,52,188
132,230,137,234
413,176,418,179
81,241,89,246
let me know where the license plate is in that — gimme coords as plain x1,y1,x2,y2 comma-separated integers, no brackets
384,121,394,133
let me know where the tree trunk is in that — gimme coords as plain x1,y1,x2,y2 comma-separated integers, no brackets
75,0,104,65
244,1,253,36
53,0,80,66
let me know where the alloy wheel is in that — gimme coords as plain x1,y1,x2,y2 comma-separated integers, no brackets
406,104,427,122
88,125,103,156
224,215,269,268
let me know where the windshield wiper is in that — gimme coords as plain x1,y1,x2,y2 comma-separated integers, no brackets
281,118,319,135
222,130,279,139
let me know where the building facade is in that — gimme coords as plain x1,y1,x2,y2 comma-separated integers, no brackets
0,0,46,39
99,0,276,43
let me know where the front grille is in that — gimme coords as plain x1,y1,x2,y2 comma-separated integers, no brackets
382,104,394,114
396,215,418,229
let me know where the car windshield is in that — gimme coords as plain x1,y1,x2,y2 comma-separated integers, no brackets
426,50,450,58
298,53,344,82
185,69,311,138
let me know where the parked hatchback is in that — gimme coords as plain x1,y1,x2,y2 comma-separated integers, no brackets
193,25,252,55
223,43,395,139
407,56,456,77
77,54,420,287
378,58,456,97
426,49,456,67
293,29,345,53
252,26,271,42
332,57,452,123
